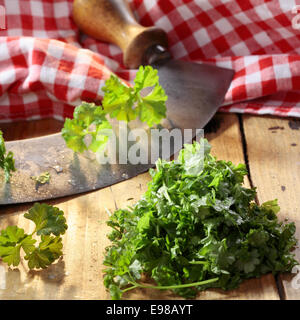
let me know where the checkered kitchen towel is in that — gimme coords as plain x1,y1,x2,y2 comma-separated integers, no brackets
0,0,300,122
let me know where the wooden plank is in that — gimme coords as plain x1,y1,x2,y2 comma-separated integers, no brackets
0,190,115,300
243,115,300,300
0,114,279,300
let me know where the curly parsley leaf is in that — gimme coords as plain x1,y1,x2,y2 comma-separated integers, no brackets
102,75,136,122
25,235,63,269
103,139,299,300
24,203,68,236
20,236,37,255
0,130,16,182
0,225,25,244
102,65,167,127
0,226,25,266
62,102,112,153
25,247,53,269
0,203,67,270
0,245,21,266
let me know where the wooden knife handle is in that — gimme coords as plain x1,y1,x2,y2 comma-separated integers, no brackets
73,0,169,68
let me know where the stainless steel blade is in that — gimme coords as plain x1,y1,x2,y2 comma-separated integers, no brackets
0,62,234,205
154,59,234,130
0,132,154,205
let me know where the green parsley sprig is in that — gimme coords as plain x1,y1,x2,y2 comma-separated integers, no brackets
0,130,16,182
103,139,298,300
102,65,167,126
0,203,68,269
62,66,167,153
62,102,112,153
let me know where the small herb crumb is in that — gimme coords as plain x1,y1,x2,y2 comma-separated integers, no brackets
31,171,51,185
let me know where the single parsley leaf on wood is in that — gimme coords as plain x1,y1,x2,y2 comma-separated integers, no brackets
0,203,67,270
62,102,112,153
24,203,68,236
0,130,16,182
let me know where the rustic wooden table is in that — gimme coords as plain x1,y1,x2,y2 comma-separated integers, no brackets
0,113,299,300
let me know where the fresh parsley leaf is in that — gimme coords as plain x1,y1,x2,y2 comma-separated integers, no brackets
62,102,112,153
103,139,299,300
0,227,36,267
134,64,159,90
25,235,63,269
109,284,122,300
0,245,21,266
261,199,281,214
25,247,54,269
0,226,24,266
134,66,167,127
20,236,37,255
102,75,136,122
102,65,167,127
0,130,16,182
24,203,68,236
0,203,67,270
0,225,25,244
39,235,63,256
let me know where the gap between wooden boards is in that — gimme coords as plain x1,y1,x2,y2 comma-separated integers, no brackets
239,114,300,300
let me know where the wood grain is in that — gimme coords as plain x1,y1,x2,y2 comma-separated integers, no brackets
0,114,280,300
243,115,300,300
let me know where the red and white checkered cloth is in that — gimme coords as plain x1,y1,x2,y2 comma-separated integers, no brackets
0,0,300,122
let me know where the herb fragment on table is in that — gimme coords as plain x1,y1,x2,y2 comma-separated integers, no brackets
103,139,298,300
31,171,51,185
0,130,16,182
0,203,68,269
61,66,167,153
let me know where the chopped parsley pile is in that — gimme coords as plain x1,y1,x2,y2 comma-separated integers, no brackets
103,139,298,300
